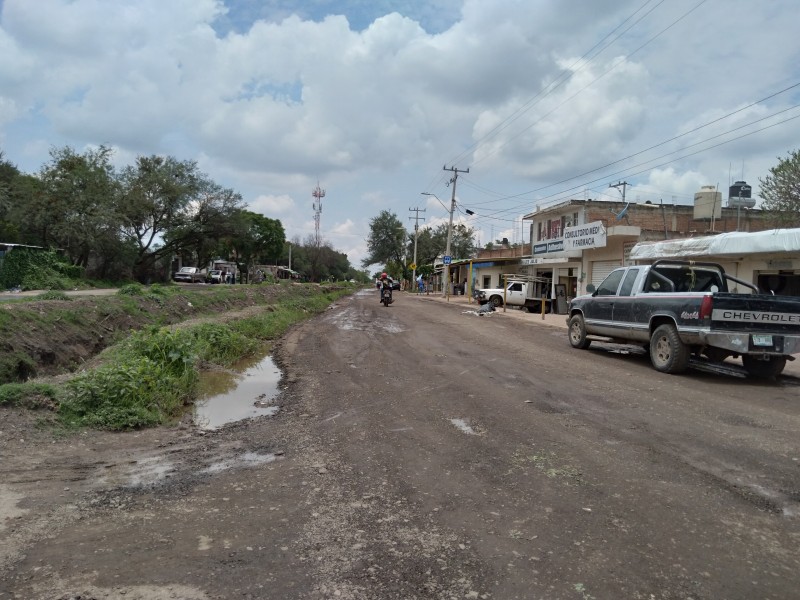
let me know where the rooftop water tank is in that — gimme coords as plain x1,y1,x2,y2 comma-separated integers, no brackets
693,185,722,220
728,180,755,208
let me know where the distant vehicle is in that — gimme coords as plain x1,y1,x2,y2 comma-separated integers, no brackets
476,277,550,312
567,260,800,379
173,267,206,283
391,279,401,291
206,269,223,284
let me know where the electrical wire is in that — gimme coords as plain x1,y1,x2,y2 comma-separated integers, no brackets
444,0,666,170
468,0,709,170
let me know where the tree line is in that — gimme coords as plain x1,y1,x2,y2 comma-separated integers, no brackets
0,146,364,284
361,210,477,281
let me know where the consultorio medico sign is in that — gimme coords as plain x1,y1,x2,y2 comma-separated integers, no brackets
533,221,607,254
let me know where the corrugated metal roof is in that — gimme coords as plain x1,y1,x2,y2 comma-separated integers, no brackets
630,228,800,260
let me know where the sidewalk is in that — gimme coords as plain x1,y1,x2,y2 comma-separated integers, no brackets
411,290,568,329
410,291,800,378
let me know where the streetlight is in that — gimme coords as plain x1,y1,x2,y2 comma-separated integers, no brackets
422,191,455,297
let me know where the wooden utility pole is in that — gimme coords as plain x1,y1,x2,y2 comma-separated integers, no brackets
442,165,469,298
409,207,426,291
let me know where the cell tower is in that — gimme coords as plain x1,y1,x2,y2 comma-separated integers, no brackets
312,182,326,248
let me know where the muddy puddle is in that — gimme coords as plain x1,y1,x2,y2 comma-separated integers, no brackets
193,351,282,430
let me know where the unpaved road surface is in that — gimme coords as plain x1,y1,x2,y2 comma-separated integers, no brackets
2,290,799,599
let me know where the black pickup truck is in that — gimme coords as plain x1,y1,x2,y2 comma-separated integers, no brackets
567,260,800,378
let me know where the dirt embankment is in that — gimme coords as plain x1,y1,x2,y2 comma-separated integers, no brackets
0,284,337,385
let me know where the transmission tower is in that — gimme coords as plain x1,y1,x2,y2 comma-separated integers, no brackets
312,183,326,248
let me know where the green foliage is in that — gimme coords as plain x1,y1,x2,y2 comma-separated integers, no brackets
0,248,84,291
0,351,37,382
185,323,260,365
124,327,198,377
60,356,194,430
0,382,60,409
759,149,800,227
4,280,351,430
362,210,407,269
118,283,146,295
60,327,199,429
35,290,71,301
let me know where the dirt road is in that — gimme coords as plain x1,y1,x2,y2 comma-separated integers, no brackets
2,289,799,599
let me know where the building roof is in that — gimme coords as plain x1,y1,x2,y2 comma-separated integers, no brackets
629,228,800,260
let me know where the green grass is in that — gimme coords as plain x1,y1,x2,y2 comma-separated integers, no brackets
2,282,352,429
48,284,352,430
0,382,61,409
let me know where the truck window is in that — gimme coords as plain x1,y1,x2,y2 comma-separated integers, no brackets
619,268,640,296
595,269,625,296
509,282,523,292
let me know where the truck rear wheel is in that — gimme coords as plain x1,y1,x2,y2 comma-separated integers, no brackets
742,355,786,380
568,315,591,349
650,324,690,374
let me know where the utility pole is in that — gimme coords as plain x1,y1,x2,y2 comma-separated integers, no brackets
609,180,628,204
409,206,426,292
442,165,469,297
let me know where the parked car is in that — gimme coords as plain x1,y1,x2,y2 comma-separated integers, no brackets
391,279,401,291
206,269,223,284
173,267,206,283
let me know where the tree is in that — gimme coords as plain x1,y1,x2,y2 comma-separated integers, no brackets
408,223,477,269
759,149,800,227
220,210,285,281
35,146,125,276
362,211,407,269
117,155,203,279
0,151,21,241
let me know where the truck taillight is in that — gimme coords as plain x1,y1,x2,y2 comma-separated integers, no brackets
700,295,713,319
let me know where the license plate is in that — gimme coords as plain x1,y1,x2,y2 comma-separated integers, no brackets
752,334,773,347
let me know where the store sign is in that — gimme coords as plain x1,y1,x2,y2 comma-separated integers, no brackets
563,221,607,250
533,240,564,254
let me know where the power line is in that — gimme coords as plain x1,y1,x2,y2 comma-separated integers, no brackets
456,91,800,214
468,0,709,169
445,0,666,170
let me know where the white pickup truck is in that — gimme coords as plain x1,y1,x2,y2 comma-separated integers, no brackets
476,277,551,312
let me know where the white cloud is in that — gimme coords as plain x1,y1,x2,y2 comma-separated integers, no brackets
249,193,295,216
1,0,798,269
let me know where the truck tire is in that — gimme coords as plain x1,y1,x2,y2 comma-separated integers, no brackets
489,295,503,308
568,315,591,349
742,355,786,380
649,324,690,374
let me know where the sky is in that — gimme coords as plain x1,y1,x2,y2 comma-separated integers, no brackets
1,0,799,270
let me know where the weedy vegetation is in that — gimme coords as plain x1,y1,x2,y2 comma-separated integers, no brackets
1,283,355,430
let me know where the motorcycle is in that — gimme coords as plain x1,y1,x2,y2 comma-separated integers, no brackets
381,283,394,306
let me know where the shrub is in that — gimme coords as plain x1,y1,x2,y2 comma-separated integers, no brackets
0,382,60,409
35,290,71,301
60,357,195,429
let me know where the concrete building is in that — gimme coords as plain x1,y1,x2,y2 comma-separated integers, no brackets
462,193,777,312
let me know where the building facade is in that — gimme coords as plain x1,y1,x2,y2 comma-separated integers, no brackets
465,197,778,312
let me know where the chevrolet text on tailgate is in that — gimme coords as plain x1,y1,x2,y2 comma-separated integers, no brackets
567,260,800,379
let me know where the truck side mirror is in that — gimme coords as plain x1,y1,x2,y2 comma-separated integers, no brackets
586,284,596,294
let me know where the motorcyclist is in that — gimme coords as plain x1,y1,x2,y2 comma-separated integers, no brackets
379,272,394,303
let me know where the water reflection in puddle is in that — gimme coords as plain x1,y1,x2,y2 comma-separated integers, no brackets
194,353,281,430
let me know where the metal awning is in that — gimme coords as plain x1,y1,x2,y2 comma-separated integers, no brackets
630,228,800,260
